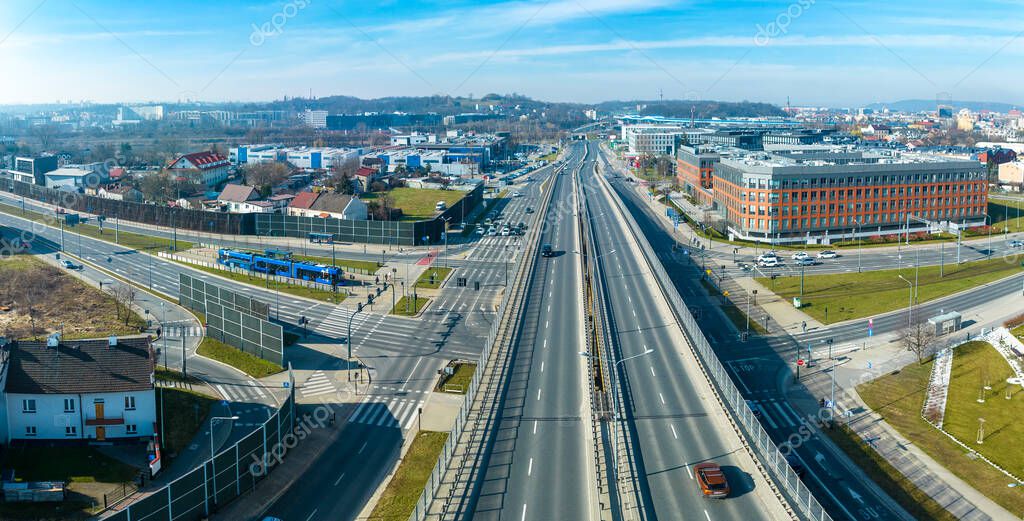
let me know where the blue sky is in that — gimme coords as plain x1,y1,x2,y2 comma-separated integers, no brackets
1,0,1022,107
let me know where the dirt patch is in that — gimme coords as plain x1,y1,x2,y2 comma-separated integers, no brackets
0,256,144,339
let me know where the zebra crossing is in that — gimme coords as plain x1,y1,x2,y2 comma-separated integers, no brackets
163,325,205,338
348,396,424,430
300,370,338,398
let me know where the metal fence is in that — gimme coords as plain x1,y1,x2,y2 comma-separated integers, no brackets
601,173,834,521
404,163,562,520
102,385,295,521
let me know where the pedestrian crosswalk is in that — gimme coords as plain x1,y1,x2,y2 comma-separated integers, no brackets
163,325,205,338
349,396,424,430
300,370,338,398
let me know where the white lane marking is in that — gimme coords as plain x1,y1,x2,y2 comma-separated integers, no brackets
549,291,552,298
632,308,637,317
358,442,368,454
659,393,666,405
537,388,542,401
528,458,534,476
333,472,346,486
670,425,678,439
543,339,547,349
688,465,693,479
541,361,545,372
305,509,318,521
547,304,550,313
533,420,538,434
545,320,549,329
521,504,527,521
704,510,711,521
650,366,656,377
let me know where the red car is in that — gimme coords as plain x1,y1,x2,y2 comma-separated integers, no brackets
694,462,730,498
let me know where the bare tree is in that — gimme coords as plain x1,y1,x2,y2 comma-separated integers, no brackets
328,157,359,194
112,285,138,326
30,124,59,151
243,162,291,193
900,316,937,364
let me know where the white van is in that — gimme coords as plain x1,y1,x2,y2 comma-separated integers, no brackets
435,201,447,211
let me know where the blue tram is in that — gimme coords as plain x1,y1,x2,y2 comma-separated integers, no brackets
216,248,344,286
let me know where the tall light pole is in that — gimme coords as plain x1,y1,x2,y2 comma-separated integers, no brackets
209,415,239,504
853,218,863,273
609,348,653,480
986,214,993,258
346,306,364,381
898,275,914,327
442,217,451,269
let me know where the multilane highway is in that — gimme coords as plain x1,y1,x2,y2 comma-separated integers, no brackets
583,144,791,521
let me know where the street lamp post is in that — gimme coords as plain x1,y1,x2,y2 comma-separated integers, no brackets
346,306,365,381
853,218,863,273
209,415,239,504
898,275,914,327
609,348,653,481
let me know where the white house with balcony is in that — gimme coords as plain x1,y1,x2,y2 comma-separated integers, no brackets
0,336,156,443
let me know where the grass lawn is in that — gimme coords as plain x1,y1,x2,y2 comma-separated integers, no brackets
539,151,558,162
156,387,215,455
720,303,768,335
0,446,138,483
824,425,958,521
436,362,477,394
182,261,347,305
363,188,464,221
391,296,430,316
758,257,1024,324
196,337,284,378
292,253,380,274
989,198,1024,233
858,341,1024,515
0,255,145,339
416,267,453,289
367,431,449,521
0,201,192,252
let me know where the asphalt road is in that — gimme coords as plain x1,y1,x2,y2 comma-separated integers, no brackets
582,146,791,521
600,151,911,521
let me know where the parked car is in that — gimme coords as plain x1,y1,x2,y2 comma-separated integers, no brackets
693,462,730,498
785,454,806,477
817,250,838,259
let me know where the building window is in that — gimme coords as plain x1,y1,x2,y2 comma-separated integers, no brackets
22,399,36,413
25,426,36,437
124,396,136,411
65,426,77,437
64,398,75,413
126,424,138,435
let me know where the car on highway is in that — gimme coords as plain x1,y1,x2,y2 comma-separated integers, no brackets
541,244,554,257
785,454,806,477
693,462,730,498
512,191,522,197
756,257,780,268
791,251,811,261
474,227,485,235
817,250,839,259
795,257,816,266
1010,240,1024,248
746,400,763,419
756,251,778,263
500,226,510,236
59,259,82,270
525,207,534,214
487,227,497,236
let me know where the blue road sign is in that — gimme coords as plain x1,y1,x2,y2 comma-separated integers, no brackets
282,381,290,389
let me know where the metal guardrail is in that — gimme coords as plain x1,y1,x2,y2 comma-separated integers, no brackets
595,168,832,521
406,160,564,521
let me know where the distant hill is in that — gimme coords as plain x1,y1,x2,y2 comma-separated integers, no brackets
865,99,1022,114
596,99,787,118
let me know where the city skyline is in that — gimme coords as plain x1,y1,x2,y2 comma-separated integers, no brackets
2,0,1023,107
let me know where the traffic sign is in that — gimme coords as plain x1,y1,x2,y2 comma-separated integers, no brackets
282,381,290,389
797,359,805,367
